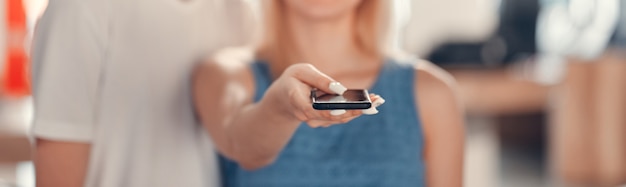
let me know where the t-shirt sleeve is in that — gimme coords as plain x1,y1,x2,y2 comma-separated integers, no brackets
30,0,109,142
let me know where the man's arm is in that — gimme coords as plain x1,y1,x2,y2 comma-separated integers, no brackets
35,139,90,187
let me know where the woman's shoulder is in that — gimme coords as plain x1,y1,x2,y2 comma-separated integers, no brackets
411,59,457,91
406,58,460,114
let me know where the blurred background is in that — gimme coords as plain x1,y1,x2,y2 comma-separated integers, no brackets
0,0,625,186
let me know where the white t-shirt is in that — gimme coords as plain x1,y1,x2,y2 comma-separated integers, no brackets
30,0,253,186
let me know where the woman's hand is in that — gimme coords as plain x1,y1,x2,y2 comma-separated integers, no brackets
194,60,385,169
261,63,364,128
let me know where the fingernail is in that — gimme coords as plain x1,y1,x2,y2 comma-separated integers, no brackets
329,82,347,95
330,109,347,116
362,107,379,115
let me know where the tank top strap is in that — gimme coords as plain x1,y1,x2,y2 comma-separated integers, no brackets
371,59,416,100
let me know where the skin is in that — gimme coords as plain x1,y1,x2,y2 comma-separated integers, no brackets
35,139,90,187
194,0,464,186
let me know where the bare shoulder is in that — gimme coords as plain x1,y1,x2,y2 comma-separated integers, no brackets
411,59,462,123
193,46,256,90
412,59,458,96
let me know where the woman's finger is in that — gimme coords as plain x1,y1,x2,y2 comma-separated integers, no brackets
304,109,363,128
291,90,350,121
362,107,379,115
306,120,333,128
312,113,362,127
302,106,362,121
326,109,360,121
363,94,385,115
373,95,385,107
287,63,347,94
369,94,385,106
330,110,346,116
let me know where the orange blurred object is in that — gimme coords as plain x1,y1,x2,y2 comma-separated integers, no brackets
2,0,30,98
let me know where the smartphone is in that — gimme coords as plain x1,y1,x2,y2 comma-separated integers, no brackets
311,89,372,110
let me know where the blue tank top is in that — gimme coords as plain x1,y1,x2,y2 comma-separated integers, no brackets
219,59,426,187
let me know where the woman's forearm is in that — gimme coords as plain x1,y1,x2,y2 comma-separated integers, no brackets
222,98,301,169
193,62,302,170
194,62,356,170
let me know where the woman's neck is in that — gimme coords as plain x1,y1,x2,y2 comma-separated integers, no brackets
286,10,372,71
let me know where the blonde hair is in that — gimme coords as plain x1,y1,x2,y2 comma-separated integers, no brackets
256,0,391,75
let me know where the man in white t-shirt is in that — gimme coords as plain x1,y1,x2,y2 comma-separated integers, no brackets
30,0,253,186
